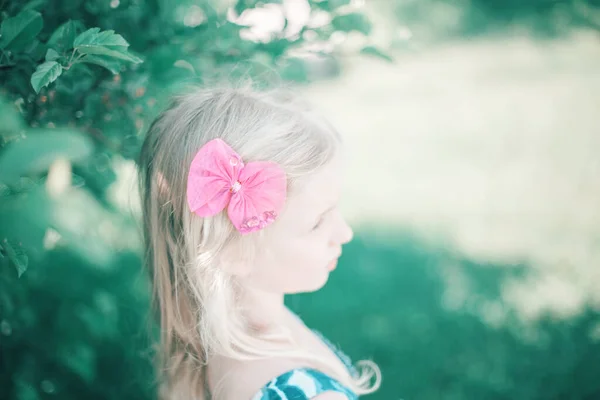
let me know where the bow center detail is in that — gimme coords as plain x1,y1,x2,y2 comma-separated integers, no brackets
230,180,242,194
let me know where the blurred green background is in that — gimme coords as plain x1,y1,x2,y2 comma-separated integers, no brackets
1,0,600,399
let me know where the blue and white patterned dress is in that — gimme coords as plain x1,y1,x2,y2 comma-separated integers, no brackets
250,314,359,400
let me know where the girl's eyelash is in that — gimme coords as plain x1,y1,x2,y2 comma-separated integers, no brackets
312,204,338,231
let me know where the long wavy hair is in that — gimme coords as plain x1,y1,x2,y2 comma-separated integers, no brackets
137,81,381,399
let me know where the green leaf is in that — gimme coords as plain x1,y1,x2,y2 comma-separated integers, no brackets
58,344,97,384
331,12,372,35
22,0,48,11
45,48,61,61
80,54,123,74
74,27,128,48
54,63,95,95
1,239,28,278
311,0,351,11
0,96,25,132
30,61,63,93
14,380,39,400
0,10,43,51
78,46,143,63
0,128,94,184
234,0,283,16
22,39,46,62
74,28,142,63
329,0,351,8
360,45,394,62
48,20,85,53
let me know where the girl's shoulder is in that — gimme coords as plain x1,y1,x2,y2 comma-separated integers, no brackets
207,310,358,399
208,355,357,400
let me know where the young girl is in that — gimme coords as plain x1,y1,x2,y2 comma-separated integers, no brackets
137,82,382,399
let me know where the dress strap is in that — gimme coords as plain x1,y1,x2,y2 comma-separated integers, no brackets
251,367,356,400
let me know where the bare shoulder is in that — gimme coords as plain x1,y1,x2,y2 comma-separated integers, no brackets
207,354,309,400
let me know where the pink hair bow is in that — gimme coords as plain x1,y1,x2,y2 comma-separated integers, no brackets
186,138,287,235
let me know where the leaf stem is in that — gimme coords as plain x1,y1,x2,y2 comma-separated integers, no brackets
66,48,77,66
63,50,85,71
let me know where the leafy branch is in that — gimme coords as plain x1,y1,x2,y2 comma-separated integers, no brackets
27,26,143,93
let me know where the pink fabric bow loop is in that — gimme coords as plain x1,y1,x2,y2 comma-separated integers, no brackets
186,138,287,235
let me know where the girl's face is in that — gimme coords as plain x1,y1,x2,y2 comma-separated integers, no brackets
241,151,354,294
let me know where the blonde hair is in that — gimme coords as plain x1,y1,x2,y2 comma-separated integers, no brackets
137,81,381,399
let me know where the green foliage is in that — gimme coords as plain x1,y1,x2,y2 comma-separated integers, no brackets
0,10,43,51
72,27,142,63
0,127,94,183
331,12,372,35
30,61,62,93
47,20,84,53
0,96,24,132
392,0,600,40
0,0,384,399
0,239,29,277
312,0,352,11
360,45,394,62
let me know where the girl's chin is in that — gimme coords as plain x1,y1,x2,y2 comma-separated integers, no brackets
326,259,338,271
